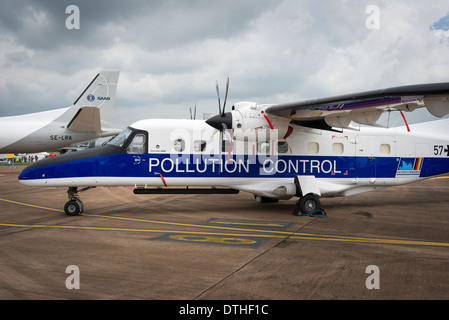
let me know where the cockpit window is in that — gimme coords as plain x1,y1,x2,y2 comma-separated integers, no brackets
107,128,132,147
127,134,146,154
107,128,148,154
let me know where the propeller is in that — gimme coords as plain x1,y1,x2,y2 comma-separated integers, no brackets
207,77,232,131
190,104,197,120
206,77,234,163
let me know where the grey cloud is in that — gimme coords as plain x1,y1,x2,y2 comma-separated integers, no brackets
1,0,449,128
0,0,276,51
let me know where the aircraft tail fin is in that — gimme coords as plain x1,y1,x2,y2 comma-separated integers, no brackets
73,70,120,126
67,106,101,133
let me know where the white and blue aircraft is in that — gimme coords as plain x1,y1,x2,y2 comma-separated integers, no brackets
18,79,449,216
0,70,121,153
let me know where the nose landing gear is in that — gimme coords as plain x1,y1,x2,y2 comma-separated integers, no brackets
64,187,93,216
64,199,84,216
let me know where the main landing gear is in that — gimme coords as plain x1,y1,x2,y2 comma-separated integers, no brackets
293,193,326,217
64,187,93,216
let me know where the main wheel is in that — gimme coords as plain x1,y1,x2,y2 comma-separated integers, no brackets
64,200,81,216
297,193,321,214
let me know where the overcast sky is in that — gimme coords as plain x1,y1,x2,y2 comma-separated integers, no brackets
1,0,449,129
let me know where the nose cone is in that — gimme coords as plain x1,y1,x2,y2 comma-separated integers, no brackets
18,144,122,186
205,112,233,130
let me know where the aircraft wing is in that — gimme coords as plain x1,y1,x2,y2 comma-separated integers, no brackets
265,82,449,129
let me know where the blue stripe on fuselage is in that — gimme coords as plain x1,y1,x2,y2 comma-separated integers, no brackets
18,153,449,181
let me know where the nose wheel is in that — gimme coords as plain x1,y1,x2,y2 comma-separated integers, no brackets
64,187,92,216
64,199,84,216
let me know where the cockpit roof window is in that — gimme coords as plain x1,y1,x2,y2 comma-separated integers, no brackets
107,128,133,147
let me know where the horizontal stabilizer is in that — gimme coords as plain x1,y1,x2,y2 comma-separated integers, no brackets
67,106,101,133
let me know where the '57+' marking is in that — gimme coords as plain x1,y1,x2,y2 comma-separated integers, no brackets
434,145,449,156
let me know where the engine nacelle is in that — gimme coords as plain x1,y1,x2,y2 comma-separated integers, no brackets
231,102,291,141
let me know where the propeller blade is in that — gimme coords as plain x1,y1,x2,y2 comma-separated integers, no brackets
222,77,229,116
216,81,222,115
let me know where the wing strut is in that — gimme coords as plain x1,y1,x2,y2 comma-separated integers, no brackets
399,111,410,132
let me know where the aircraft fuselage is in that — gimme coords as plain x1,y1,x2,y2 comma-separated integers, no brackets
18,118,449,202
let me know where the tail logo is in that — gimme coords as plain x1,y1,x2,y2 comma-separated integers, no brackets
87,94,95,102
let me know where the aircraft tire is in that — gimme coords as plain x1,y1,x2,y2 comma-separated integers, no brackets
297,193,321,214
64,200,81,216
78,199,84,213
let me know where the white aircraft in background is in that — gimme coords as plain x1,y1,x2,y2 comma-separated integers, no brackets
0,70,121,153
18,78,449,216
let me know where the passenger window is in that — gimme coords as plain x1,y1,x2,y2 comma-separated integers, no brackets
380,144,391,155
307,142,319,154
174,139,185,152
194,140,206,152
332,143,344,155
258,141,270,154
127,134,146,154
278,141,289,153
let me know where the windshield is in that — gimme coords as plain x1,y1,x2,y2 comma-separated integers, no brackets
107,128,133,147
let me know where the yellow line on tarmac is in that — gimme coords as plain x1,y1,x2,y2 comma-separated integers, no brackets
430,176,449,180
209,221,286,227
81,213,353,240
0,222,246,236
0,197,64,213
2,197,449,247
288,234,449,247
1,222,449,247
81,213,291,235
83,213,449,247
0,196,290,235
0,222,299,241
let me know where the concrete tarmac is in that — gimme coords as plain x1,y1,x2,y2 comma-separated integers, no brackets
1,165,449,301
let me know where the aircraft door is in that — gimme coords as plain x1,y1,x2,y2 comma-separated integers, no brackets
355,135,376,178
